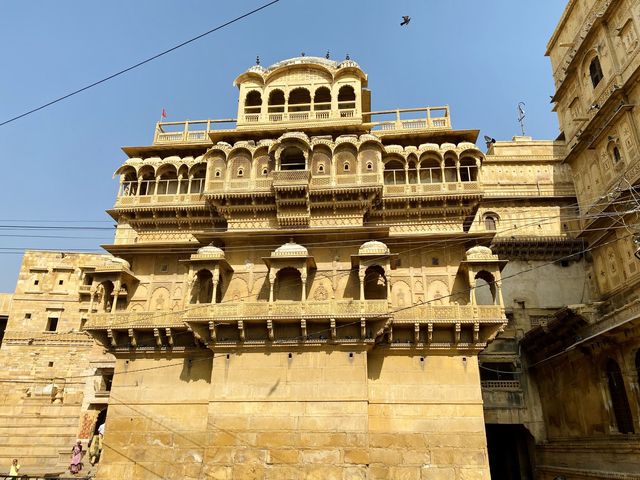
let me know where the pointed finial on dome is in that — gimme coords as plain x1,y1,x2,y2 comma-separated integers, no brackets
256,55,260,65
325,50,330,59
301,52,306,57
289,237,294,243
346,53,350,60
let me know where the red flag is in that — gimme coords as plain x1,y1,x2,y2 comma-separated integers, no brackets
161,108,167,119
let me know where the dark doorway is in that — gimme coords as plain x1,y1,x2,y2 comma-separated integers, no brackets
0,316,7,347
606,359,635,433
94,408,107,435
485,424,534,480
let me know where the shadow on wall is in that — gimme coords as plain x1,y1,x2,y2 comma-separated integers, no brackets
179,354,213,383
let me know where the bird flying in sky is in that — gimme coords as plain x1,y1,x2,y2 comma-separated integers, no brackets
400,16,411,26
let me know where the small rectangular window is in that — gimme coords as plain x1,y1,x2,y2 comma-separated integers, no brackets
46,317,58,332
25,313,31,319
34,280,39,286
48,361,54,367
58,280,64,286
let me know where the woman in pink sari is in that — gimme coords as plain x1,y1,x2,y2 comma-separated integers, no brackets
69,441,83,474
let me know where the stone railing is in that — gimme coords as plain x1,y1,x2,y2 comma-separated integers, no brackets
153,119,236,144
84,311,184,330
483,182,575,198
481,380,521,389
184,299,389,320
272,170,311,187
394,304,504,321
365,106,451,132
309,173,381,189
383,181,481,197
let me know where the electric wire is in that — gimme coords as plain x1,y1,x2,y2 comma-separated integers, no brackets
0,0,281,127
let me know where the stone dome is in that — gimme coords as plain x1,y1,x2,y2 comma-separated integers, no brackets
465,245,494,259
359,241,390,256
273,240,308,257
338,59,360,69
247,64,266,74
196,245,225,259
107,256,131,269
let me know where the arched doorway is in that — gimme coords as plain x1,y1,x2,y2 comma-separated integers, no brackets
606,358,634,433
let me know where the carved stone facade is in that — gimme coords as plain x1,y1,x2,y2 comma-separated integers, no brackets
0,44,625,479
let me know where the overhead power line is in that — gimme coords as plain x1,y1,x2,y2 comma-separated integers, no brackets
0,0,280,127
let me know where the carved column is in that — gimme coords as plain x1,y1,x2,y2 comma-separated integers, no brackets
456,160,462,183
212,267,220,304
359,267,366,301
301,267,307,302
111,279,121,313
153,175,160,195
268,270,276,303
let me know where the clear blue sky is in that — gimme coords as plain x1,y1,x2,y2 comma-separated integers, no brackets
0,0,566,292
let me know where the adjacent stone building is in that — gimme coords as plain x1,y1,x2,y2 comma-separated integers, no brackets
0,2,638,478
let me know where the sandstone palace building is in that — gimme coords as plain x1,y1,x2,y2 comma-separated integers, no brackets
0,2,639,479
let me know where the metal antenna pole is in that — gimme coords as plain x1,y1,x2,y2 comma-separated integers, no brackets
517,102,526,136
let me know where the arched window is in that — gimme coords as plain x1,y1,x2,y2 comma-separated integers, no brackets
605,359,634,433
384,160,405,185
288,88,311,112
157,166,178,195
419,158,442,183
138,167,155,196
338,85,356,110
589,56,604,88
268,89,285,113
261,167,268,176
366,161,373,171
444,157,457,183
608,141,623,164
343,162,350,172
275,268,302,301
214,169,222,178
474,271,496,305
314,87,331,111
317,163,325,174
280,147,306,171
484,213,498,231
244,90,262,114
190,270,213,304
459,157,478,182
363,265,387,300
237,167,244,178
407,161,418,184
97,281,114,312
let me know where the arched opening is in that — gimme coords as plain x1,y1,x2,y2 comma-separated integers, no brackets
419,157,442,183
459,157,478,182
407,160,418,184
606,359,634,433
364,265,387,300
98,281,114,312
280,147,306,171
474,271,496,305
138,167,155,195
635,350,640,388
275,268,302,301
268,89,285,113
589,56,604,88
120,168,138,196
190,165,206,193
384,160,405,185
156,166,178,194
338,85,356,110
93,408,108,435
444,157,457,183
608,141,623,164
314,87,331,111
244,90,262,114
116,284,129,311
484,213,498,231
288,88,311,112
190,270,213,304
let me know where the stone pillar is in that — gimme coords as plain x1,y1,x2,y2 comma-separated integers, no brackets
301,269,307,302
212,267,220,304
268,270,276,303
153,175,160,195
456,160,462,183
111,279,121,313
359,267,365,301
